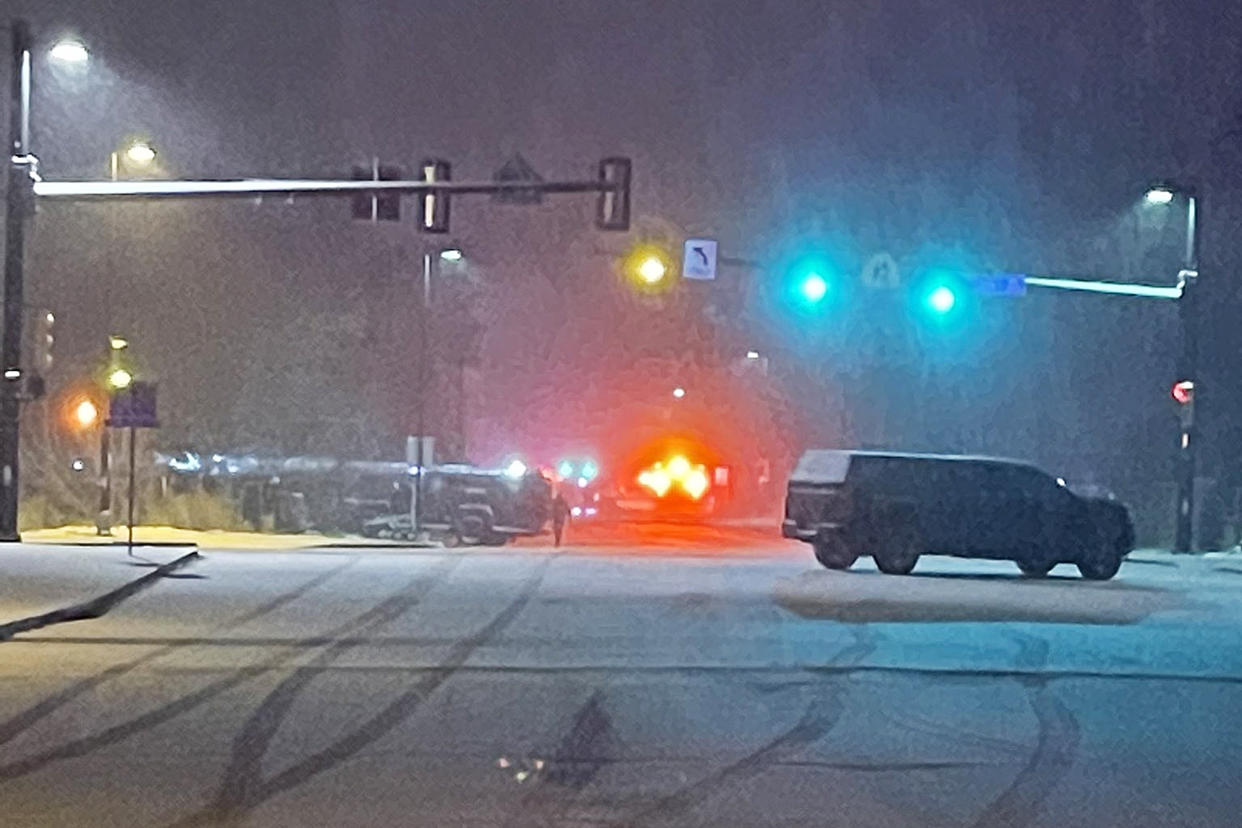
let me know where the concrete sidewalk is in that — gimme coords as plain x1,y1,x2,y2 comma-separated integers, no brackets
21,524,405,551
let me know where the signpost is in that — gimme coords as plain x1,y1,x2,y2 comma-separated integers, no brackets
105,382,158,555
491,153,544,205
860,252,901,290
682,238,717,281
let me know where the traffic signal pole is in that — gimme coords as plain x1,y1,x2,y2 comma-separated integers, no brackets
1,17,631,538
1174,193,1200,553
1,21,33,541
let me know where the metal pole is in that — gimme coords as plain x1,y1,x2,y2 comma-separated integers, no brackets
0,21,33,541
414,251,431,537
126,426,136,555
1174,193,1200,553
97,426,112,535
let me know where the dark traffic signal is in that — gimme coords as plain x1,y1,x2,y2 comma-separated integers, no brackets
352,161,403,221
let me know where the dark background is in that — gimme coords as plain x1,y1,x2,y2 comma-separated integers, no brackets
3,0,1240,538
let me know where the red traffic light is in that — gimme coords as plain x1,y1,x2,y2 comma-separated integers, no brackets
1171,380,1195,405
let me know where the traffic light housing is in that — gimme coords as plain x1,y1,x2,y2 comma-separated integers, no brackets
419,158,451,233
596,157,631,231
33,310,54,373
352,161,403,221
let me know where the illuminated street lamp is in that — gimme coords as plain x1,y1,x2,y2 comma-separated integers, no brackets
124,141,156,165
439,248,463,263
1144,186,1175,206
49,38,89,65
110,141,157,180
107,368,133,390
672,386,686,399
74,398,99,429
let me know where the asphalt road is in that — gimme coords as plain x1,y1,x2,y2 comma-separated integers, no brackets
3,525,1242,826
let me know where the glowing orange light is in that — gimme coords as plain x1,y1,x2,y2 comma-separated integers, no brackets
682,468,709,500
637,467,672,497
72,398,99,429
667,455,691,479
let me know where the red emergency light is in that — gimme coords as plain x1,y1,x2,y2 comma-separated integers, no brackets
1171,380,1194,405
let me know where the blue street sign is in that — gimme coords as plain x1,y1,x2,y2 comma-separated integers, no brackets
107,381,159,429
971,272,1027,297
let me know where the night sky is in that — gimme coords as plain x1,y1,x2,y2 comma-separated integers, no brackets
5,0,1241,525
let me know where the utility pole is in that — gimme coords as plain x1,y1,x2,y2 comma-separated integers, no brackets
1,20,33,541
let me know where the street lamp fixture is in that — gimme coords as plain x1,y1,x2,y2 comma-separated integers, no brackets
124,141,156,166
109,335,129,351
74,398,99,428
672,386,686,399
1144,187,1175,206
49,38,89,65
107,368,133,390
439,248,463,263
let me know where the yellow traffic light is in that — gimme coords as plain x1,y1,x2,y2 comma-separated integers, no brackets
637,256,666,284
624,244,673,289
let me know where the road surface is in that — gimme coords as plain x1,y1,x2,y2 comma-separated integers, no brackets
3,524,1242,826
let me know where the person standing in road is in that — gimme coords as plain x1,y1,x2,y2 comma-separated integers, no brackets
551,490,570,546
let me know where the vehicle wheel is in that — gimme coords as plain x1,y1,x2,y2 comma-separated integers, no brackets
1016,559,1054,578
874,524,921,575
812,535,857,570
1076,526,1125,581
1077,554,1122,581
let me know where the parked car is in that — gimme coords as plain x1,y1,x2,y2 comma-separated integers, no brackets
363,464,551,546
782,450,1134,579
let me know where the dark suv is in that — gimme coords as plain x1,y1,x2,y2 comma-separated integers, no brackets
782,450,1134,580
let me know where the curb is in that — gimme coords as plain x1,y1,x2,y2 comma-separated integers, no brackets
0,550,201,641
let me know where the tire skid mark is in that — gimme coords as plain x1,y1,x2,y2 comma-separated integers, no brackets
0,557,460,783
505,690,615,828
205,558,458,822
969,633,1081,828
628,696,846,828
624,622,879,827
0,551,200,642
0,558,360,748
170,554,554,827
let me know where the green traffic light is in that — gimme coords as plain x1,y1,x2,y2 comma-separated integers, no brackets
927,285,957,314
800,273,829,303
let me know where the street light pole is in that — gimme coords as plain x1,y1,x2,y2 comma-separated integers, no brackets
413,251,432,538
1,20,34,541
1174,191,1200,553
